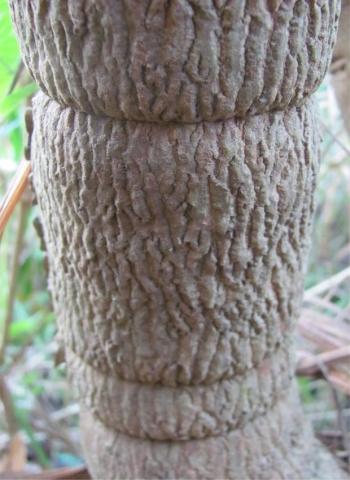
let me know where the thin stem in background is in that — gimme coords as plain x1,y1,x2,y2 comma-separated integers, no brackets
0,199,28,365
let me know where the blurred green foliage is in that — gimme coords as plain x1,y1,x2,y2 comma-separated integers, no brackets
0,0,36,161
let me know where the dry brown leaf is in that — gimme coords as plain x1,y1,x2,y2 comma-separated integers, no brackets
0,466,90,479
0,434,27,473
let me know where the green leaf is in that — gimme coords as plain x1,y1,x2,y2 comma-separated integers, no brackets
0,0,21,101
9,311,42,342
0,83,37,118
297,377,314,404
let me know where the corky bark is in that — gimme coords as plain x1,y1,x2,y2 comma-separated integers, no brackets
10,1,345,479
11,0,339,122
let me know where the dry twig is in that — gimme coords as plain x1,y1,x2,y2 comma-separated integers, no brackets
304,266,350,300
0,161,31,239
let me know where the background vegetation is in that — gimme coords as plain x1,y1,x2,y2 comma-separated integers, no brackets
0,0,349,475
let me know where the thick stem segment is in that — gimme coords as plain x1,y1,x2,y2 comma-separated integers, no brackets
30,94,344,478
10,0,340,122
10,0,345,478
79,392,339,480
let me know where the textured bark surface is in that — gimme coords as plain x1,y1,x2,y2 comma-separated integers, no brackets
32,94,316,441
330,0,350,134
79,393,342,480
10,0,340,122
32,94,317,387
11,0,346,479
30,94,346,479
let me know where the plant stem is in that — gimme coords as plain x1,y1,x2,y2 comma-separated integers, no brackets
0,374,17,435
0,200,28,365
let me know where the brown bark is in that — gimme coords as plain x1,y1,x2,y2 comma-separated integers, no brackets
11,0,339,122
9,1,346,479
